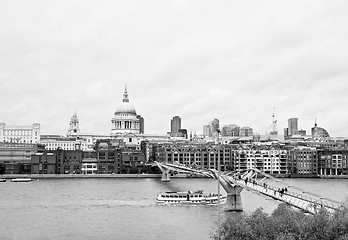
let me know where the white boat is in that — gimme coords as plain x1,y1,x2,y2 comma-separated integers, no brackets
0,179,6,182
156,190,226,204
11,178,33,182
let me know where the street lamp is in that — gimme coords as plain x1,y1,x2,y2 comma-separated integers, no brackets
217,129,221,240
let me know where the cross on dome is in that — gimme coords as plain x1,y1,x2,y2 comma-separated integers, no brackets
123,85,129,103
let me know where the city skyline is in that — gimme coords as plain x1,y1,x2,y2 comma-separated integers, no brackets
1,1,348,137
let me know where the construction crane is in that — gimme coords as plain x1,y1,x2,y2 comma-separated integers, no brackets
270,107,278,135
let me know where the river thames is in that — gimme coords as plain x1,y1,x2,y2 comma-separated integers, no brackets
1,178,348,240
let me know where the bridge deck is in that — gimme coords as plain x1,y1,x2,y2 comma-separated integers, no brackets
224,176,341,214
155,162,345,214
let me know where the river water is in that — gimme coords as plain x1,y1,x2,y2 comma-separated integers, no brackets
1,178,348,240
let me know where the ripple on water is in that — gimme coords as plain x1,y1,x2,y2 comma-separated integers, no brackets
1,178,347,240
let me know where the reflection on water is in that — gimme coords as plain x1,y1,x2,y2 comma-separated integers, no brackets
0,178,347,240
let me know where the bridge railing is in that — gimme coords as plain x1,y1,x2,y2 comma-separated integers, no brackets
227,175,344,213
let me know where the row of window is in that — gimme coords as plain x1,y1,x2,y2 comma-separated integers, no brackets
2,130,35,136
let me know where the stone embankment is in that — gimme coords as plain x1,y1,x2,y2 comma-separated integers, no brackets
0,173,193,179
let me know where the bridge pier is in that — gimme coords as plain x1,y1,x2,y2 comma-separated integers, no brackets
214,174,244,211
161,169,170,182
221,179,243,211
209,170,244,211
155,162,171,182
225,187,243,211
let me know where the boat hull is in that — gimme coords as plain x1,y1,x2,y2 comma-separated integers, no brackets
11,178,33,182
156,197,227,204
156,191,227,204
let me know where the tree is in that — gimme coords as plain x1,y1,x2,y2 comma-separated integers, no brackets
212,203,348,240
0,163,5,174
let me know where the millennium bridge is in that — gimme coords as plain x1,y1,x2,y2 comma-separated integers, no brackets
155,161,346,214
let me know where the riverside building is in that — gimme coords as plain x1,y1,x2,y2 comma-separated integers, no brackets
152,142,289,175
317,149,348,177
0,142,44,174
155,142,234,171
288,146,318,176
233,145,288,175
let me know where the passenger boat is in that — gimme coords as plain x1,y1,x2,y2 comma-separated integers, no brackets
0,179,6,182
156,190,226,204
11,178,33,182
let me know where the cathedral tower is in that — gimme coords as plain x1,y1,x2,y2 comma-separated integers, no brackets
67,112,80,137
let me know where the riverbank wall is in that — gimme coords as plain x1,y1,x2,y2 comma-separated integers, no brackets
0,173,201,179
1,173,347,180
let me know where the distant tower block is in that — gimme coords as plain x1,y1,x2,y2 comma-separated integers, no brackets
171,116,181,133
288,118,298,136
67,112,80,137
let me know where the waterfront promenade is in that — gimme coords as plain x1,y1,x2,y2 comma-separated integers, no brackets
0,173,191,179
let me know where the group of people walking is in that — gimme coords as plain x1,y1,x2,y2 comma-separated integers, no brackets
234,174,289,198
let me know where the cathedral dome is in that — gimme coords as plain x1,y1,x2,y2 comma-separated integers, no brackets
114,87,137,116
111,86,141,135
115,102,137,115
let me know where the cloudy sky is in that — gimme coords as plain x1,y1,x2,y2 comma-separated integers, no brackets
1,0,348,137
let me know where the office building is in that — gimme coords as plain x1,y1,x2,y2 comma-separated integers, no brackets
221,124,240,137
203,119,219,137
137,115,145,134
171,116,181,133
288,118,298,136
240,127,253,137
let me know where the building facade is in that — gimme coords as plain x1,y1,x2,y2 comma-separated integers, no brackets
221,124,240,137
203,119,219,137
240,127,253,137
40,135,90,151
0,123,41,144
317,149,348,177
171,116,181,133
94,140,120,174
155,142,233,171
288,147,318,176
31,152,56,174
233,145,287,175
0,142,44,174
288,118,298,136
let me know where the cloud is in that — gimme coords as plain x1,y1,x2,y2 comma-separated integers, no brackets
1,0,348,137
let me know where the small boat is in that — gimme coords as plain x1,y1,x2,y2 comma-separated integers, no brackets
156,190,226,204
0,179,6,182
11,178,33,182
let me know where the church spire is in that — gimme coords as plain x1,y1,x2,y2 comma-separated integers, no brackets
123,85,129,103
